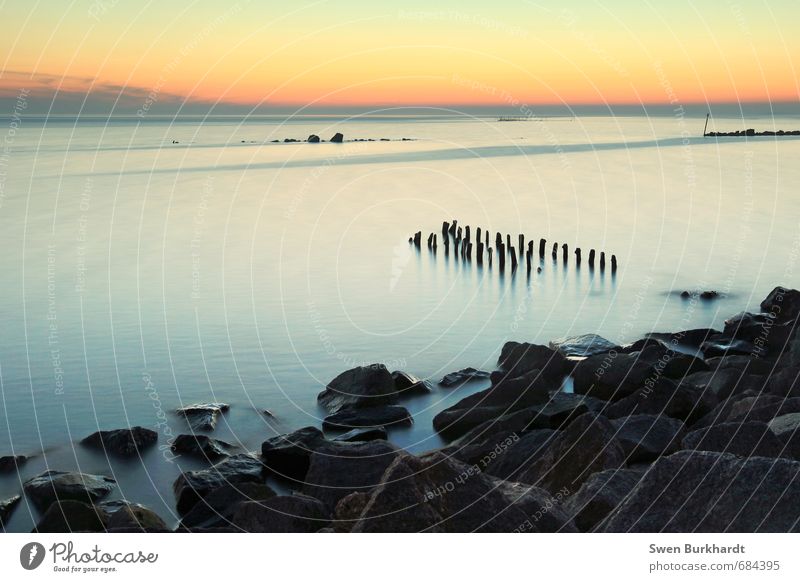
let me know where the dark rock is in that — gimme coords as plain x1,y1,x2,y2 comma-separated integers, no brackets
179,482,276,530
332,426,388,442
307,134,320,143
610,414,684,463
646,328,719,348
563,469,644,532
692,394,784,430
347,452,568,532
769,412,800,460
701,337,756,358
302,440,402,508
482,429,556,480
600,451,800,532
508,412,626,494
492,479,577,532
605,377,717,425
662,354,709,378
726,396,800,425
706,354,776,375
684,368,764,400
572,352,658,401
619,337,665,353
432,369,556,439
173,454,265,515
682,421,787,458
0,455,27,473
0,495,20,526
498,341,569,380
549,334,619,358
761,286,800,322
81,426,158,457
99,500,169,531
23,470,116,511
330,132,344,143
322,405,411,431
317,364,397,413
442,429,523,469
176,402,229,431
261,426,327,481
439,367,491,387
391,370,433,396
231,494,330,532
700,290,719,300
171,433,233,461
33,500,106,533
766,366,800,398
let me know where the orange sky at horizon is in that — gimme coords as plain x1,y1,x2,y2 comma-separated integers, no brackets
0,0,798,110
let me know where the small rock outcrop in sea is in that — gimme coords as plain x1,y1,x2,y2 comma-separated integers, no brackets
390,370,433,396
261,426,327,481
81,426,158,457
23,470,116,511
322,405,412,431
317,364,398,413
0,454,27,473
330,132,344,143
0,495,21,526
438,367,491,387
176,402,230,431
549,333,619,358
171,434,234,461
307,134,320,143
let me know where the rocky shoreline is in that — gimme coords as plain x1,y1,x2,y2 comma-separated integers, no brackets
3,285,800,532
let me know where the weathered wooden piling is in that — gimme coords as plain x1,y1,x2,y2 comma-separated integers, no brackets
488,247,493,266
427,233,434,248
457,227,462,240
551,242,558,260
518,234,524,258
495,232,502,248
465,225,471,243
442,221,449,238
466,242,472,260
414,231,422,247
588,249,596,267
476,227,482,247
575,247,582,264
539,238,546,258
510,247,518,271
562,243,568,263
506,234,512,250
477,241,484,263
485,231,489,247
600,252,606,270
449,220,457,236
498,243,506,270
611,254,617,272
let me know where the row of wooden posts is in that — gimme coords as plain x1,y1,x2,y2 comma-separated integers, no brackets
409,220,617,273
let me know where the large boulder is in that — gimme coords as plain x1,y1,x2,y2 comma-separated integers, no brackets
439,367,491,387
681,421,787,458
173,454,266,515
99,500,169,531
261,426,327,482
706,354,776,375
81,426,157,457
231,494,330,533
701,338,756,358
0,495,20,527
317,365,397,413
307,134,320,143
23,470,116,511
563,468,644,531
322,405,411,431
482,429,556,480
432,369,556,439
171,434,233,461
549,334,619,358
572,352,656,401
33,500,106,533
176,402,229,431
497,341,569,381
179,482,276,530
760,286,800,322
766,366,800,398
601,451,800,532
301,440,402,508
609,414,684,463
604,377,717,425
346,452,570,532
683,368,764,400
330,132,344,143
506,412,626,494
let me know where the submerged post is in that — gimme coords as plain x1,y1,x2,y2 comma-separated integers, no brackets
588,249,596,267
539,238,546,258
600,252,606,270
611,254,618,272
575,247,582,264
703,113,710,137
551,242,558,260
562,243,568,263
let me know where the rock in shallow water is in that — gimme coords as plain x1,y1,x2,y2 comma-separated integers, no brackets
179,482,276,530
317,364,398,413
261,426,327,482
498,341,569,380
0,455,27,473
322,405,412,431
0,495,21,527
173,454,266,515
231,494,330,533
176,402,230,431
600,451,800,532
439,367,490,387
549,334,619,358
332,426,388,442
81,426,158,457
23,470,116,511
171,433,233,461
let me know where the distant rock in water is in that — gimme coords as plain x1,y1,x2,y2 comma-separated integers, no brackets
439,367,490,387
171,434,233,461
81,427,158,457
307,134,320,143
0,455,27,473
317,365,398,413
549,333,619,358
322,405,412,431
330,132,344,143
0,495,21,525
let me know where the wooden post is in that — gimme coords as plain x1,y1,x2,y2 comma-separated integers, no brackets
498,243,506,270
414,231,421,248
476,227,482,247
575,247,582,264
600,252,606,270
506,234,512,250
518,234,524,258
442,221,449,238
485,231,489,247
588,249,596,267
562,243,568,263
703,113,710,137
477,241,484,263
449,220,457,236
465,225,471,243
551,242,558,260
611,254,618,272
539,238,546,258
510,246,518,271
488,247,493,267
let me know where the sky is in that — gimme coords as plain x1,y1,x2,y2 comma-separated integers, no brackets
0,0,798,114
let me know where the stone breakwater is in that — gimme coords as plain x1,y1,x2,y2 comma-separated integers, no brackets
3,285,800,532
